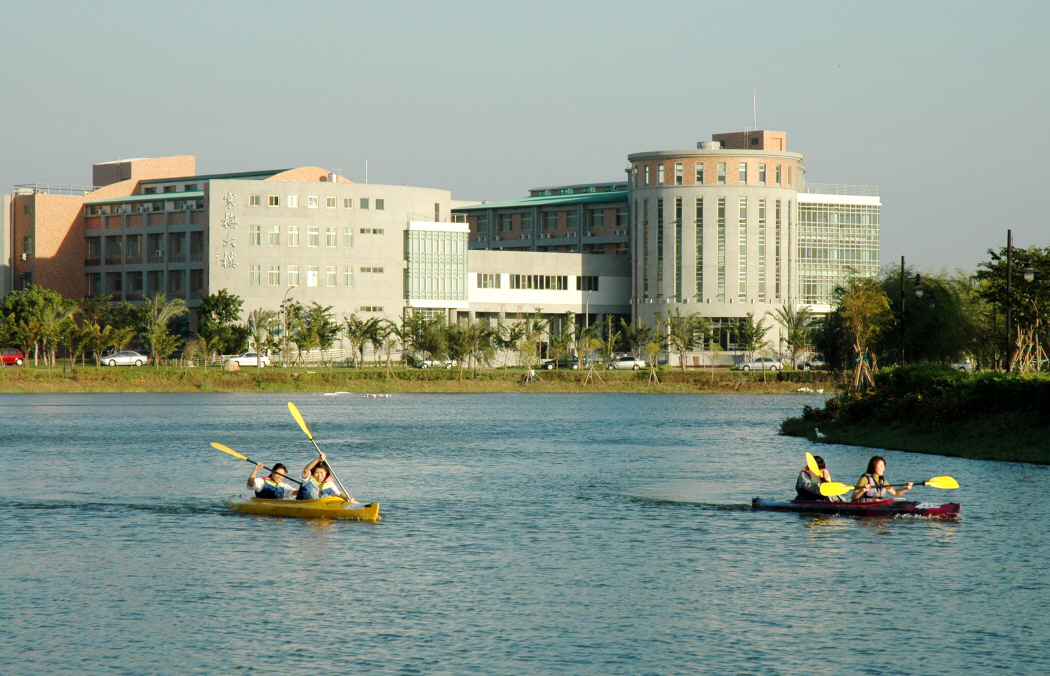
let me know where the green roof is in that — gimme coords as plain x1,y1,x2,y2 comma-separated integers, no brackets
138,169,290,184
86,191,204,206
454,190,627,212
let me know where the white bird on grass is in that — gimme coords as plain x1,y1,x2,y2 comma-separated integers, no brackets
815,428,827,440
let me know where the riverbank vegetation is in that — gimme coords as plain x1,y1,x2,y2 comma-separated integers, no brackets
781,364,1050,464
0,363,841,394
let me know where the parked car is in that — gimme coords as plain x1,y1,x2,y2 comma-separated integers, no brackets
1,348,24,366
951,359,973,372
606,355,646,370
102,350,150,367
798,354,826,371
414,357,456,369
738,357,782,371
224,352,271,368
540,356,600,370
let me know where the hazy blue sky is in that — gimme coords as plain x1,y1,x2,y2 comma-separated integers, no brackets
2,0,1047,271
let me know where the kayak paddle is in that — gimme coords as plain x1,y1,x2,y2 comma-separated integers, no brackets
818,475,960,497
805,452,820,476
287,401,352,500
211,442,303,486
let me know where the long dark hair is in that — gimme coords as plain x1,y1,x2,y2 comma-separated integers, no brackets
866,455,886,475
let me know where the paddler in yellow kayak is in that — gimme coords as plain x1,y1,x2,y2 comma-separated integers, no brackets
297,453,345,500
247,462,297,499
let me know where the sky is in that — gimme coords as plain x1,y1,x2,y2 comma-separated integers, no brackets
2,0,1047,272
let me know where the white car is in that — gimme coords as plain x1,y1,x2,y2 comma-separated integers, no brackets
606,355,646,370
738,358,782,371
224,352,271,367
416,358,456,369
102,350,150,367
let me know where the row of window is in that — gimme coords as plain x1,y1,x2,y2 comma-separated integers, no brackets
86,269,201,295
634,161,795,188
508,274,569,290
244,226,386,247
246,265,385,288
248,195,385,210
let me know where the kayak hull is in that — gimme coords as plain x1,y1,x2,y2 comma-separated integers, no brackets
228,496,380,521
752,497,960,519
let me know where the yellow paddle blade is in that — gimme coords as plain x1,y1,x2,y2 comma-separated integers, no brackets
924,476,960,489
211,442,248,461
819,481,854,497
805,452,820,475
288,401,313,439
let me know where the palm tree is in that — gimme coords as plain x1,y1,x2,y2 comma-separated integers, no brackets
141,293,188,368
246,308,278,370
772,305,814,369
667,309,712,371
620,318,654,360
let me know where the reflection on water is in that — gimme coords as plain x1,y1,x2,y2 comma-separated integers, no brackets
0,392,1047,676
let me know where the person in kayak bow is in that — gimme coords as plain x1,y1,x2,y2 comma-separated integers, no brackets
795,455,842,502
247,462,296,499
297,453,343,500
851,456,912,502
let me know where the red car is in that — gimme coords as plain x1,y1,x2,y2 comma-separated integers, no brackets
1,348,25,366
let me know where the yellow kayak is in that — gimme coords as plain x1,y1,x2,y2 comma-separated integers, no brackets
228,496,381,522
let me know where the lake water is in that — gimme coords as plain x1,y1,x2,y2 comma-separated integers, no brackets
1,392,1047,675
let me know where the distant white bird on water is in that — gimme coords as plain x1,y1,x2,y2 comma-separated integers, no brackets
815,428,827,440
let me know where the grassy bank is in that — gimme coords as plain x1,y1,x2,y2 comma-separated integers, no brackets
0,364,843,395
781,364,1050,464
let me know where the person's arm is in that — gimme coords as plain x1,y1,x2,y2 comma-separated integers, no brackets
301,453,326,480
247,462,263,489
887,481,914,496
850,475,870,502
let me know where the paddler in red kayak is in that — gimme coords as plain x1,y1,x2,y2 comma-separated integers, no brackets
795,455,843,502
851,455,913,502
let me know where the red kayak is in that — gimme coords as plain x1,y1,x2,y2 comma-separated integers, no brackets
752,497,961,519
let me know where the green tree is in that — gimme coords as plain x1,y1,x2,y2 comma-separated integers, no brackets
667,309,711,371
140,293,188,368
495,321,525,370
772,305,814,369
619,318,654,360
246,308,278,369
975,244,1050,372
197,290,248,357
838,277,894,391
735,312,770,361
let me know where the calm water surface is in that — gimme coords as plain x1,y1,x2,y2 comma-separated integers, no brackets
1,393,1047,675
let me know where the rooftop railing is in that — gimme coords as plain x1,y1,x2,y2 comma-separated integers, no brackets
14,183,100,196
408,212,467,223
801,183,879,197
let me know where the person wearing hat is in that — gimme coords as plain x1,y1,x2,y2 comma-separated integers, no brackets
297,452,343,500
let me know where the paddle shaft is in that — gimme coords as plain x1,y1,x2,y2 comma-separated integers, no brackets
213,442,303,486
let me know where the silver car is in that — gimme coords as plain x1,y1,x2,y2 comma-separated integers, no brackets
738,358,782,371
224,352,272,367
103,350,150,367
605,355,646,370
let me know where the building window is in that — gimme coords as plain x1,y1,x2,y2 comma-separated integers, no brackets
268,265,280,286
376,199,384,210
776,164,782,185
675,162,683,185
344,197,353,208
248,225,261,246
344,268,354,287
326,227,336,247
788,166,793,186
644,165,650,186
249,195,260,206
249,265,261,286
657,164,665,186
633,166,639,187
739,197,747,301
695,162,704,184
308,225,319,247
360,306,383,313
325,265,336,287
288,265,300,287
326,196,336,208
509,274,568,290
543,212,557,230
307,196,318,208
695,198,703,300
590,210,604,229
268,225,280,246
288,195,299,208
738,163,747,184
759,164,766,185
717,163,726,184
576,276,599,291
616,208,628,226
268,195,279,207
500,214,513,232
344,228,354,247
360,198,369,209
478,273,500,289
288,225,299,247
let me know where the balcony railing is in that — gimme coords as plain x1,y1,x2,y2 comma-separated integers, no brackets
169,252,186,263
105,256,122,265
801,183,879,197
190,250,205,262
125,255,142,265
148,252,165,264
85,258,101,267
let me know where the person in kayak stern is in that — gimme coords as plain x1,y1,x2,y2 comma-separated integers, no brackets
247,462,296,499
795,455,843,502
297,453,343,500
851,456,912,502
